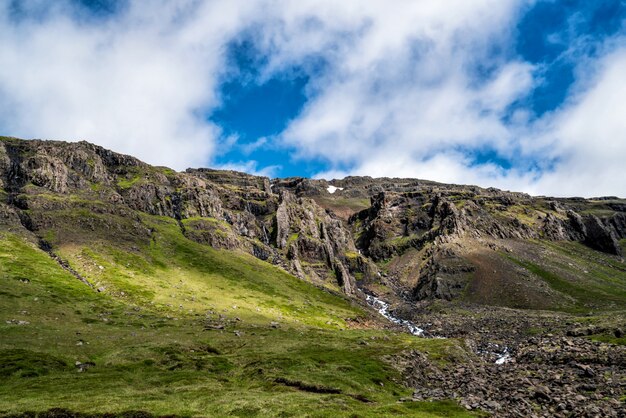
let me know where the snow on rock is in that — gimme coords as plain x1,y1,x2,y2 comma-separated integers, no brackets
326,185,344,194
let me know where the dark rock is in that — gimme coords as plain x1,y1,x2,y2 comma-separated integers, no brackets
582,215,621,255
533,385,552,402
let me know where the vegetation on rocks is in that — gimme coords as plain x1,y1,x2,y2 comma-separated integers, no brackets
1,137,624,417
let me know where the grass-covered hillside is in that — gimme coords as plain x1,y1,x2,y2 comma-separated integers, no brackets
0,221,474,417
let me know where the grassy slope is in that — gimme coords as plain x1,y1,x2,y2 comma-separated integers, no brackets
503,240,626,314
312,196,371,221
0,222,475,417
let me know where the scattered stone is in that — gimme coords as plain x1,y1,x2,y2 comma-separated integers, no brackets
533,385,552,402
573,363,596,378
75,361,96,372
204,324,225,330
401,307,626,417
5,319,30,325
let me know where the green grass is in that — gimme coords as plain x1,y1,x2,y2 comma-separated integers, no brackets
0,325,472,417
545,241,626,282
587,334,626,346
115,167,144,190
0,226,475,417
344,251,359,260
0,349,68,378
314,196,371,214
504,242,626,313
116,176,142,190
51,215,362,328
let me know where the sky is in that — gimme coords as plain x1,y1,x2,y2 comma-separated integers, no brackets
0,0,625,197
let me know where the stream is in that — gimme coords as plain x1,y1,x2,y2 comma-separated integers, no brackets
365,294,425,336
365,293,512,364
495,349,512,365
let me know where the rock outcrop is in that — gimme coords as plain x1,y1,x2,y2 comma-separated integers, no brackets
272,175,624,305
1,137,624,302
0,137,361,293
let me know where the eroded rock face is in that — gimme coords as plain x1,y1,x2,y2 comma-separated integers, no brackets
273,175,625,307
540,211,621,255
0,143,12,191
0,138,363,293
0,202,22,231
607,212,626,239
0,137,623,300
273,190,360,293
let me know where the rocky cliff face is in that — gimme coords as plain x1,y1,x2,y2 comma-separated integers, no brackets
272,174,625,306
1,137,624,306
0,137,363,295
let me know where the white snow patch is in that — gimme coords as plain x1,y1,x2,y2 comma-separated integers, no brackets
326,185,344,194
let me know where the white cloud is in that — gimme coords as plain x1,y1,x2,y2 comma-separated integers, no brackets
240,136,268,155
268,0,539,187
527,44,626,197
262,1,625,197
0,0,253,169
215,160,280,178
0,1,624,197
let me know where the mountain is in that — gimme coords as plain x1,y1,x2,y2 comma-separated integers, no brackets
0,136,624,417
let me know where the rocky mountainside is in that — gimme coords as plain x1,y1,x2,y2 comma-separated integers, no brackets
1,137,625,304
1,137,625,417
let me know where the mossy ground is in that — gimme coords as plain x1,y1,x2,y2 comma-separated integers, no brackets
0,227,475,417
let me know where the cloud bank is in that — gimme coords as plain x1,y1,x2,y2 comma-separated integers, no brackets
0,0,624,197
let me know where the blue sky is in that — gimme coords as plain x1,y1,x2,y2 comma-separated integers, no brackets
0,0,625,196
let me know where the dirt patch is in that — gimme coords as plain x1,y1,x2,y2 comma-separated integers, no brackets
274,377,372,403
0,408,179,418
274,377,342,394
463,248,563,310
